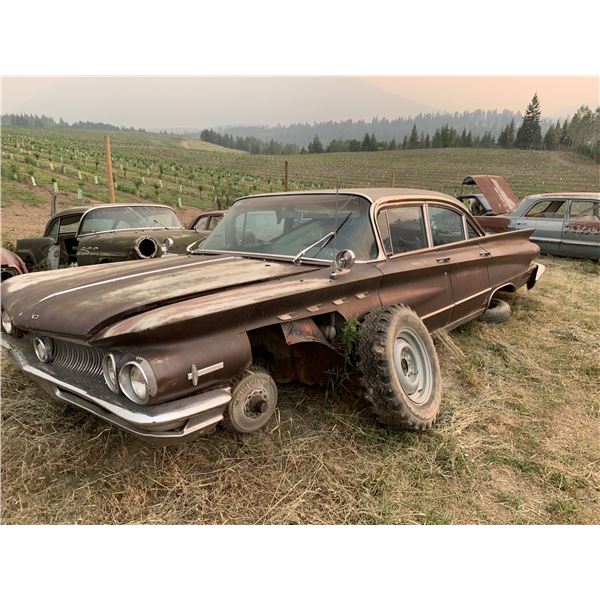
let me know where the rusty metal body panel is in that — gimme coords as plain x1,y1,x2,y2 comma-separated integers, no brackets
1,188,543,441
15,203,208,270
1,247,28,281
475,193,600,259
460,175,520,215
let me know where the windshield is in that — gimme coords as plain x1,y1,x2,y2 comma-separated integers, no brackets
79,206,182,235
198,194,378,261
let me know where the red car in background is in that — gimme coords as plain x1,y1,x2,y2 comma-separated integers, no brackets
1,247,28,282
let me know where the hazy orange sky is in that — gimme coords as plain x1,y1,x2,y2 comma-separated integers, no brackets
2,76,598,128
366,77,599,117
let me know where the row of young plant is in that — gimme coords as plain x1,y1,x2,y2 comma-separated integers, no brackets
1,132,324,208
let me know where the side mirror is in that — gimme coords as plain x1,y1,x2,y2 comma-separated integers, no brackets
334,249,356,271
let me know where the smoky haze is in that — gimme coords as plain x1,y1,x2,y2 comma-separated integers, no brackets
2,76,598,130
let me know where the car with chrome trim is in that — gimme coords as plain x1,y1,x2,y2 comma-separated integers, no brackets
15,203,210,270
456,176,599,259
470,193,600,259
1,188,545,442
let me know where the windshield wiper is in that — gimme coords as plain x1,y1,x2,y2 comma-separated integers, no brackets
292,212,352,264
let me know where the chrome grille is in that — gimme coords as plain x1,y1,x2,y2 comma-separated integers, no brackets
51,339,104,381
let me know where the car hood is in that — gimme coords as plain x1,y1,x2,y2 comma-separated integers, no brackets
461,175,520,215
2,254,320,339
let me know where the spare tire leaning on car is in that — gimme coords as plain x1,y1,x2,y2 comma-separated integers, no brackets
356,304,442,431
479,297,511,324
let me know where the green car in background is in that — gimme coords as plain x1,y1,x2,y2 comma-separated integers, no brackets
15,204,210,270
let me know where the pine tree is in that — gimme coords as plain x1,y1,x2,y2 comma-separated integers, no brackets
408,124,419,149
515,93,543,149
308,135,323,153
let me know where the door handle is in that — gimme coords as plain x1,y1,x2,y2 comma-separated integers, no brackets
436,257,451,263
479,250,491,257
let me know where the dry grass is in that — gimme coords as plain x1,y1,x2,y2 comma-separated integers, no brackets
1,256,599,524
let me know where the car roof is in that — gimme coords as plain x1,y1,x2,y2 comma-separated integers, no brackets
50,203,175,219
537,192,600,199
239,188,461,207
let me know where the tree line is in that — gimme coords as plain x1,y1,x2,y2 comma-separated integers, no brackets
1,113,145,132
204,95,600,163
200,129,300,154
218,109,524,147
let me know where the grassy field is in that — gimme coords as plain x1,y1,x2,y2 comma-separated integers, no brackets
2,127,599,221
1,128,599,524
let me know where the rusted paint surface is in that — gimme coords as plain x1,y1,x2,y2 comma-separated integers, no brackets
461,175,520,214
2,188,543,427
281,317,331,346
1,247,28,278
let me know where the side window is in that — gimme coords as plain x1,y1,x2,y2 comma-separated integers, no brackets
45,219,60,241
208,215,222,230
377,211,392,254
379,206,428,254
194,216,209,231
525,200,566,219
569,201,600,222
58,215,81,236
466,221,480,239
429,206,465,246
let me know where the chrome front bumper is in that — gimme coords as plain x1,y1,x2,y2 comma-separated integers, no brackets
1,336,231,441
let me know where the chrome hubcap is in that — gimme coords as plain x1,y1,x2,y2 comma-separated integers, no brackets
393,328,432,405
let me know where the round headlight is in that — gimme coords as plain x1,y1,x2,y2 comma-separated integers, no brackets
102,353,120,393
1,311,13,334
33,337,54,363
118,359,157,404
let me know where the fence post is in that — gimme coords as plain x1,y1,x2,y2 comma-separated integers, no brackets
51,192,58,215
104,135,116,203
284,160,289,191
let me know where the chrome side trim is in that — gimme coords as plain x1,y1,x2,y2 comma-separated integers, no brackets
560,238,600,247
421,288,491,321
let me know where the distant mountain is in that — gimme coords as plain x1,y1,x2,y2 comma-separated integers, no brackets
213,109,549,147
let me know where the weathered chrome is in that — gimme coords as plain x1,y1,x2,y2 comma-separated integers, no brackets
51,337,104,381
2,337,231,441
118,358,157,404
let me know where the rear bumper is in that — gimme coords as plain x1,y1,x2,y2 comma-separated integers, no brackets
1,336,231,442
527,262,546,289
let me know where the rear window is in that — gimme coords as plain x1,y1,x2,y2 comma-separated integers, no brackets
525,200,566,218
569,200,600,222
429,206,465,246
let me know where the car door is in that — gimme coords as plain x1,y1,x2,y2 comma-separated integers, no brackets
426,203,490,325
511,199,567,254
559,199,600,259
375,203,454,331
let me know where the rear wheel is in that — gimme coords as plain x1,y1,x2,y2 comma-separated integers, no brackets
356,305,442,430
223,367,278,434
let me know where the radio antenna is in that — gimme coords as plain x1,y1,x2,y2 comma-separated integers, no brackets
331,175,340,279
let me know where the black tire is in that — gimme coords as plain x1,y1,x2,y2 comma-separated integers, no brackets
356,305,442,431
222,366,278,434
480,298,511,324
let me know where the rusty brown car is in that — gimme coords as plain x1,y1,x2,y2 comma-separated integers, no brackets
1,189,544,442
187,210,225,233
15,203,208,271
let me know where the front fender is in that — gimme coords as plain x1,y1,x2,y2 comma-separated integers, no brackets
96,330,253,404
